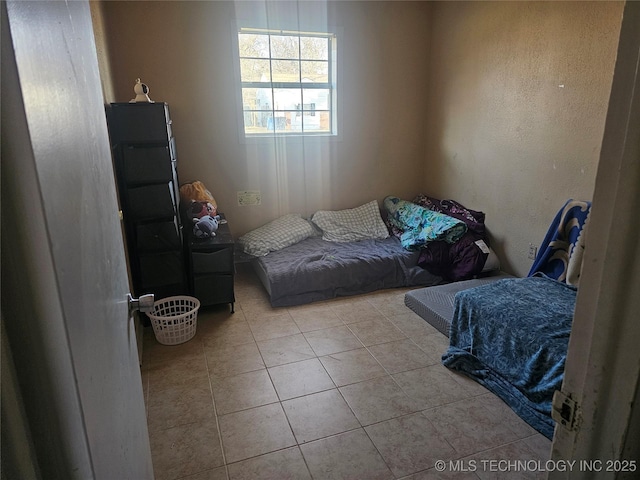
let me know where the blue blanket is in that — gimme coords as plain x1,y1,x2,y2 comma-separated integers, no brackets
383,196,467,250
442,276,576,439
528,199,591,284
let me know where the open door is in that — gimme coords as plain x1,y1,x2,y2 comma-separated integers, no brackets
1,1,153,477
549,1,640,477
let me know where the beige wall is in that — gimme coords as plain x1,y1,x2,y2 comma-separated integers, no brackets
98,0,431,237
426,1,623,275
96,1,623,276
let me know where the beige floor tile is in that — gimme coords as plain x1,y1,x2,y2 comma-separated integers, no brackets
412,333,451,363
197,304,238,325
367,291,411,317
388,312,441,337
365,412,457,477
282,389,361,443
256,333,316,367
247,313,301,341
300,428,394,480
268,358,335,400
331,299,387,324
303,325,363,356
347,318,407,346
477,393,538,438
211,369,278,415
227,447,311,480
288,305,344,332
147,356,209,396
149,419,224,480
234,280,269,303
319,348,387,387
404,468,480,479
447,370,489,396
392,365,472,409
147,374,215,432
142,334,205,369
522,434,551,460
218,403,296,463
200,316,255,348
422,398,522,457
368,338,437,374
468,438,548,480
141,369,150,412
181,466,229,480
205,341,265,379
339,375,420,425
234,286,268,303
239,297,287,320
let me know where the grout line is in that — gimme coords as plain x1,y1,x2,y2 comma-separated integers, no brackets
202,335,230,473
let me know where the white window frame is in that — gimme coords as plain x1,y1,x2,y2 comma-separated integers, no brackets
234,27,338,139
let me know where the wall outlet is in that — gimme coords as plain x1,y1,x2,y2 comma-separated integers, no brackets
528,243,538,260
237,190,261,206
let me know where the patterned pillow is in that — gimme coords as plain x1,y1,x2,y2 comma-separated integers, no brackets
311,200,390,242
239,214,318,256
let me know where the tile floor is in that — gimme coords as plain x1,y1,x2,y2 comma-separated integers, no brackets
141,267,551,480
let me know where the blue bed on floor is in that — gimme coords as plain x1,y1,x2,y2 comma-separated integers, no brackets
442,275,576,438
441,199,590,439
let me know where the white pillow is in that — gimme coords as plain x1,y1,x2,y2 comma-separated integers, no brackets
239,214,318,256
311,200,390,242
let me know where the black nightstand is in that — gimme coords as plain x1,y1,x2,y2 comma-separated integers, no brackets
188,214,235,312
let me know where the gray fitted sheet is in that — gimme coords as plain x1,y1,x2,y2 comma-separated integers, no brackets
252,236,443,307
404,272,514,336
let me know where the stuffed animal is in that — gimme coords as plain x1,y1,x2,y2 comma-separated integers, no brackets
189,200,216,219
193,214,221,239
180,181,217,215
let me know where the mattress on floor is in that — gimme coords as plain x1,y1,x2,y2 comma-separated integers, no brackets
404,272,514,336
252,235,443,307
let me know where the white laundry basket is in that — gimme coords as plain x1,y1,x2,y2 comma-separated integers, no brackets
146,296,200,345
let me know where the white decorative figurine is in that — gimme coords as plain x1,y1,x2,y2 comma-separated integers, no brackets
130,78,154,103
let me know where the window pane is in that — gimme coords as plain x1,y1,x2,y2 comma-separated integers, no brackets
242,88,273,111
273,88,301,111
289,113,303,132
238,33,270,58
301,61,328,83
269,113,289,131
270,35,299,59
272,60,299,82
300,37,328,60
240,58,271,82
244,111,273,133
303,111,330,132
303,89,329,110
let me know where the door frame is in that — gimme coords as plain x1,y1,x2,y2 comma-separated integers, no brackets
549,1,640,475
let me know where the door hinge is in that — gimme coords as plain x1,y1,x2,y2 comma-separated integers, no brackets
552,390,581,431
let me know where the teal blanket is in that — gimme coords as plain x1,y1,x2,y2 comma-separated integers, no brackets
384,196,467,250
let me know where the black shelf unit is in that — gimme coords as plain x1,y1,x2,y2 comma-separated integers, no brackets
107,102,187,300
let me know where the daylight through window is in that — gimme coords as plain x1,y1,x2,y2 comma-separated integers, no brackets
238,28,336,136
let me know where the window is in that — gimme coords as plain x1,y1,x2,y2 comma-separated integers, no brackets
237,28,336,136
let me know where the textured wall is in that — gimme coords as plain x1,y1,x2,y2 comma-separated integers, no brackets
96,1,623,274
98,1,431,236
426,1,623,275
